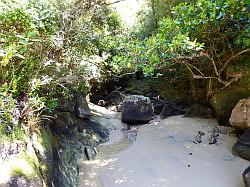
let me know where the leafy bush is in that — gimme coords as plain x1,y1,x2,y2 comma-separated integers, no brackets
0,0,122,140
110,0,250,97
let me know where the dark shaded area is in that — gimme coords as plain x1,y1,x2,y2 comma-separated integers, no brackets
160,101,187,119
232,129,250,161
49,93,109,187
184,104,214,119
211,89,250,126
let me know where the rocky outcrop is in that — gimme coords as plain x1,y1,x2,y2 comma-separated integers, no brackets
243,166,250,187
210,89,250,126
184,104,213,119
232,129,250,161
51,93,109,187
75,93,91,119
122,95,154,125
229,98,250,129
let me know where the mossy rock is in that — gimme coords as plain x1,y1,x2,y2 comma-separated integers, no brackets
210,88,250,126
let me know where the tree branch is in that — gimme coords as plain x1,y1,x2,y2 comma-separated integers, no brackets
221,48,250,72
106,0,126,5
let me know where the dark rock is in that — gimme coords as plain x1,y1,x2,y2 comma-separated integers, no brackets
232,129,250,161
80,120,110,142
210,89,250,126
209,131,219,145
160,101,186,119
151,98,165,115
75,93,91,119
52,145,80,187
243,166,250,187
53,111,78,138
122,95,154,125
50,92,112,187
184,104,213,119
193,131,205,144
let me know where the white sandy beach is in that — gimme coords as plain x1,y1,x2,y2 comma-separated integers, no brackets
78,106,250,187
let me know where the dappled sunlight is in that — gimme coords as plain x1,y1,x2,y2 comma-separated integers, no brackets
77,108,130,187
81,116,249,187
78,157,119,187
109,0,146,28
89,102,116,116
0,162,12,185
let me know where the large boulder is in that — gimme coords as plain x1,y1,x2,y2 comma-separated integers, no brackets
74,93,91,119
232,129,250,161
210,89,250,126
229,98,250,129
122,95,154,125
243,166,250,187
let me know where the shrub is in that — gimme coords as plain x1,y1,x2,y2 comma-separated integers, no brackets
110,0,250,97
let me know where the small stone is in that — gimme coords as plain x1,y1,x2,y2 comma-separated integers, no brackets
209,131,219,145
194,131,205,143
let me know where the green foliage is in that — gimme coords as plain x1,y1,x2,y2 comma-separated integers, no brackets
110,0,250,93
134,0,192,37
0,0,122,141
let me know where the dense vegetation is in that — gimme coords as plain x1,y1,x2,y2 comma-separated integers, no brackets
0,0,121,140
0,0,249,141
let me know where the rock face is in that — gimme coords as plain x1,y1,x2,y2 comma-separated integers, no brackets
184,104,213,119
229,98,250,129
122,95,154,125
51,92,109,187
243,166,250,187
75,93,91,119
232,129,250,161
210,89,250,126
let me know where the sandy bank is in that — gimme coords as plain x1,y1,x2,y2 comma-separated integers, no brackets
78,110,249,187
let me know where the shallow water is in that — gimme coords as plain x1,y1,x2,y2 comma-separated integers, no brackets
78,107,250,187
